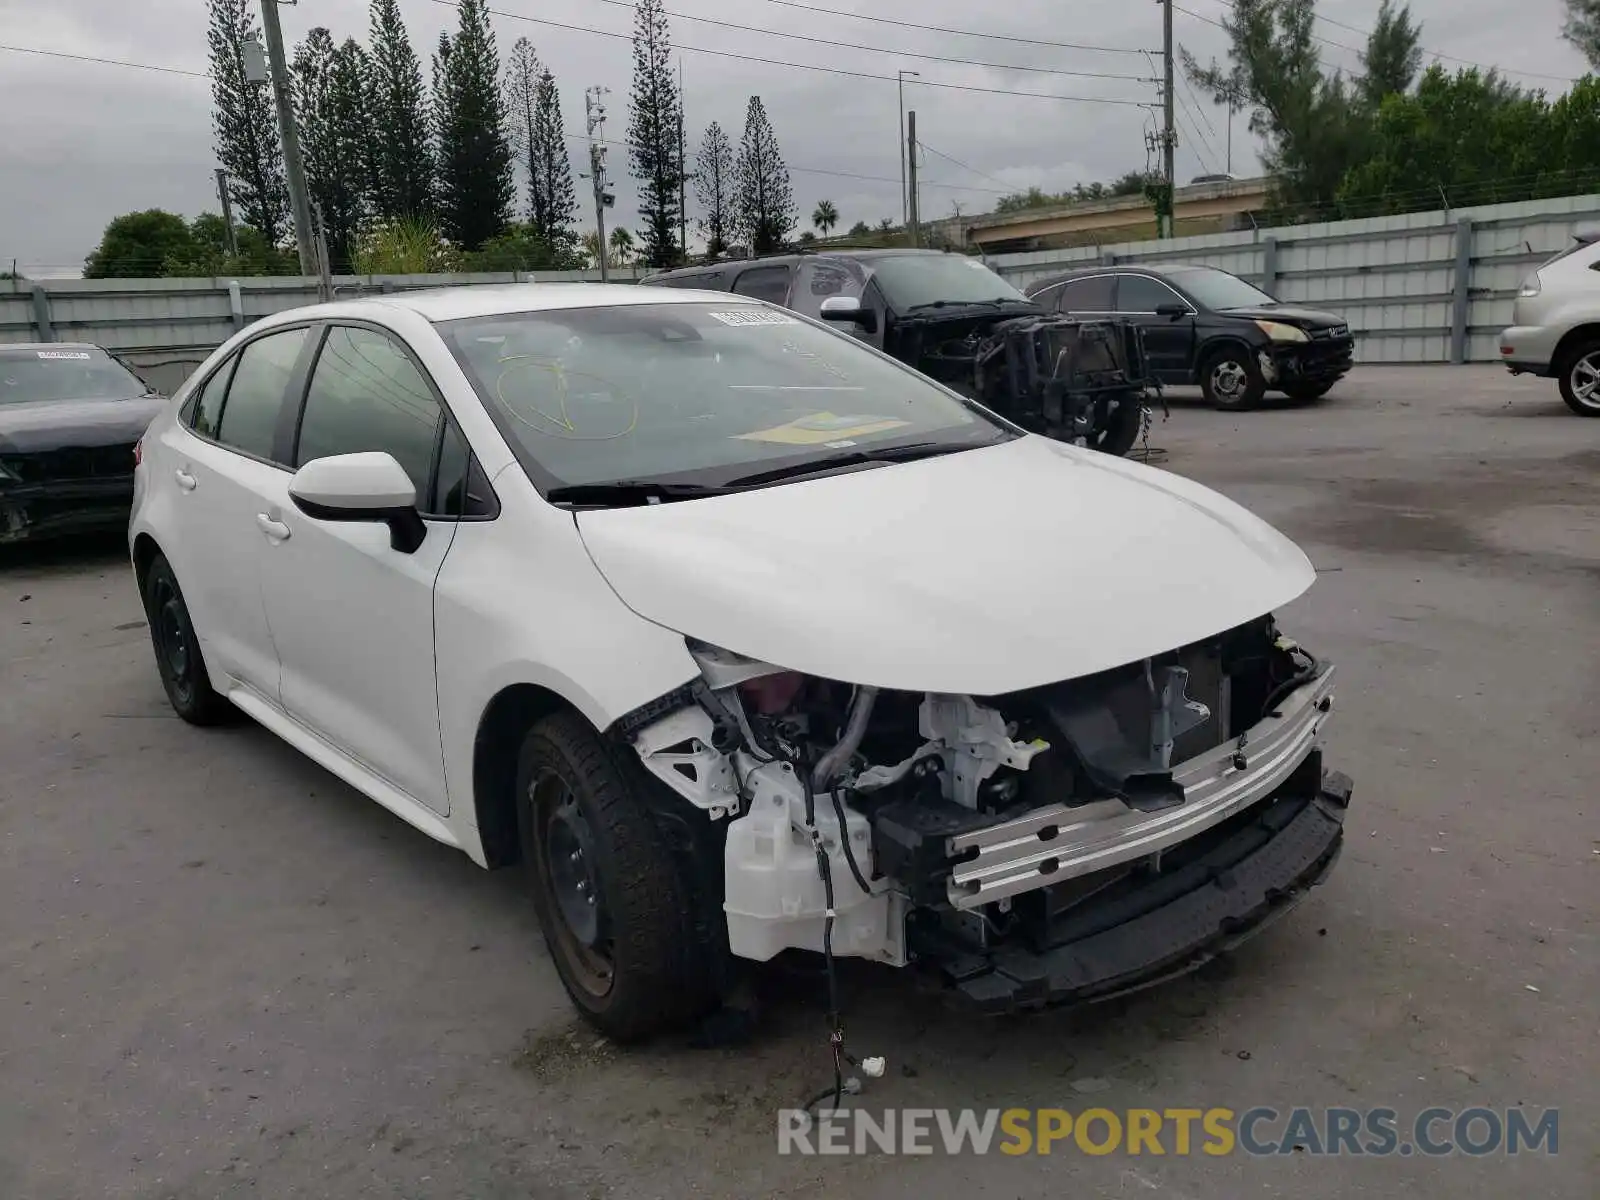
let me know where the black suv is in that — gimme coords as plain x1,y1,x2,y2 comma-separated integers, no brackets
1024,264,1354,410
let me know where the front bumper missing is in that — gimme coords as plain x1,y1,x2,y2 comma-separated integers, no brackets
0,477,135,544
925,767,1352,1012
948,665,1336,909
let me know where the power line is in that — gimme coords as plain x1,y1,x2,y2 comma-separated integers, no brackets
572,0,1152,82
1174,102,1219,176
426,0,1155,107
738,0,1156,56
915,142,1018,193
0,42,209,77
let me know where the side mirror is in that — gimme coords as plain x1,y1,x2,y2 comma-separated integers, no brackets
1155,302,1190,319
820,294,878,334
288,451,426,554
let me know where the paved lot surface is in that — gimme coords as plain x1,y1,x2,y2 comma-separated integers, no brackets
1,366,1595,1199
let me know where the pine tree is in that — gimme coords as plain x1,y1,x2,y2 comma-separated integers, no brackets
627,0,684,268
293,30,371,270
531,69,578,250
368,0,434,221
433,0,514,250
207,0,289,245
734,96,795,254
506,38,543,221
694,121,733,257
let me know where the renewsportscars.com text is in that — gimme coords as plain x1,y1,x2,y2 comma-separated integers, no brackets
777,1106,1559,1158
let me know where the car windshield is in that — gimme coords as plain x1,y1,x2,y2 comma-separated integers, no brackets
1169,268,1278,310
0,348,148,405
439,301,1011,494
864,254,1030,309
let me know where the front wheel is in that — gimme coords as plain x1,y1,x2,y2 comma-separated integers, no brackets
1200,347,1266,411
1557,340,1600,416
1088,396,1146,456
516,713,717,1041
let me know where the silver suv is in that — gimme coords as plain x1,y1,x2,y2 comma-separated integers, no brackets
1500,226,1600,416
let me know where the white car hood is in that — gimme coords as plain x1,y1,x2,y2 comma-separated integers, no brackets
575,435,1315,695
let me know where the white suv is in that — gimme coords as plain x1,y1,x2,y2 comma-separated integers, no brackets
1500,226,1600,415
130,284,1351,1040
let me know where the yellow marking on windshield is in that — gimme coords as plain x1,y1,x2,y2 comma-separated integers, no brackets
494,355,639,441
735,412,910,445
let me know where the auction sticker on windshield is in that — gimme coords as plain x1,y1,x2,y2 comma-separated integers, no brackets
707,310,798,326
36,351,93,360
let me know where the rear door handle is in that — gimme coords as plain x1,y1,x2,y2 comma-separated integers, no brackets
256,513,291,543
174,469,197,492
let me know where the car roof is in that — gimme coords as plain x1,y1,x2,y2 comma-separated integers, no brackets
1026,262,1218,290
251,283,746,326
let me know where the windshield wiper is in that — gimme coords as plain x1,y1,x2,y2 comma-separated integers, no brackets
722,441,965,488
546,480,733,508
905,298,1024,312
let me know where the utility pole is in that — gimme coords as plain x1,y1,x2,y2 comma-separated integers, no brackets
257,0,317,276
1159,0,1177,239
214,168,239,258
585,86,612,283
312,202,334,302
906,110,921,248
898,70,919,226
677,59,688,264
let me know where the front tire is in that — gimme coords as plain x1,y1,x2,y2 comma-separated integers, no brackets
142,553,232,726
1557,340,1600,416
1089,396,1145,456
516,712,716,1041
1200,346,1266,411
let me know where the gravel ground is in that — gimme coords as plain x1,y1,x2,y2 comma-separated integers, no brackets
1,365,1594,1199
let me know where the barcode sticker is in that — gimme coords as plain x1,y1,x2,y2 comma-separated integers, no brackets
707,310,797,327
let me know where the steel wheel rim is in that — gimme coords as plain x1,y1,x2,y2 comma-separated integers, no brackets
151,578,193,701
1571,353,1600,408
532,772,614,996
1211,358,1248,400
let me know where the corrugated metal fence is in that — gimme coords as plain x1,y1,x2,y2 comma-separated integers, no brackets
987,193,1600,364
5,192,1600,389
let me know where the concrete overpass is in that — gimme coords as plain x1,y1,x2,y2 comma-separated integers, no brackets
929,176,1273,253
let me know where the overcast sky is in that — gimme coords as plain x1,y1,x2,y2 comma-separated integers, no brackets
0,0,1588,275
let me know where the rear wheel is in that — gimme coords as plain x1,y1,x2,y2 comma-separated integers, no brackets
142,554,232,726
1200,346,1266,411
1557,340,1600,416
516,712,717,1041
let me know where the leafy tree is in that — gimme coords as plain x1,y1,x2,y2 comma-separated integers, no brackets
84,210,195,278
368,0,434,221
206,0,288,245
847,220,871,236
1361,0,1423,108
1563,0,1600,67
433,0,513,250
734,96,795,254
877,217,895,232
694,121,734,257
164,213,298,277
811,199,839,236
353,215,458,274
463,222,585,271
627,0,685,267
293,29,371,271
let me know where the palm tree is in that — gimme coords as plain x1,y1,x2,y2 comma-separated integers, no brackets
609,227,636,266
811,199,839,238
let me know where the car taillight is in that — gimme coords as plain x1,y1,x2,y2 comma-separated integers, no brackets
1518,274,1542,298
133,437,143,466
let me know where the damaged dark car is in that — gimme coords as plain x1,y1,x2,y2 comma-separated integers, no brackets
0,344,164,544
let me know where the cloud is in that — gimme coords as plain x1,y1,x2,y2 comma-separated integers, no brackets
0,0,1587,273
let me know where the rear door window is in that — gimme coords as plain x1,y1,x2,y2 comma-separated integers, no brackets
213,327,308,462
731,266,792,305
1049,276,1115,313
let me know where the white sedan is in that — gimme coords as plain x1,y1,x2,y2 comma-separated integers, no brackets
130,284,1352,1040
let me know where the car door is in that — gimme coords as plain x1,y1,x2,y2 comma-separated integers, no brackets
1113,274,1198,383
161,325,314,704
730,264,794,307
1041,274,1116,319
253,322,482,816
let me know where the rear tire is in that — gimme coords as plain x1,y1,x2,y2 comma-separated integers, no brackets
516,712,717,1041
1557,340,1600,416
142,554,233,726
1200,346,1266,411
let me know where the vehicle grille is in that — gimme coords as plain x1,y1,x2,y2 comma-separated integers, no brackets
0,443,137,484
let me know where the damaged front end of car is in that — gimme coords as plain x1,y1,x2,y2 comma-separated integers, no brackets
621,616,1351,1014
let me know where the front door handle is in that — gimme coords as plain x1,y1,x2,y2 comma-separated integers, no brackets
256,513,291,543
174,469,197,492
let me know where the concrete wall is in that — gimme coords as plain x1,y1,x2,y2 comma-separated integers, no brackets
0,268,641,393
986,193,1600,364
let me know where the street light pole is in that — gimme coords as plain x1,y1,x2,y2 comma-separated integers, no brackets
898,70,919,227
257,0,318,276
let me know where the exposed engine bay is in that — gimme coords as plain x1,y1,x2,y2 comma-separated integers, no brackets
625,614,1352,1012
887,309,1161,455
